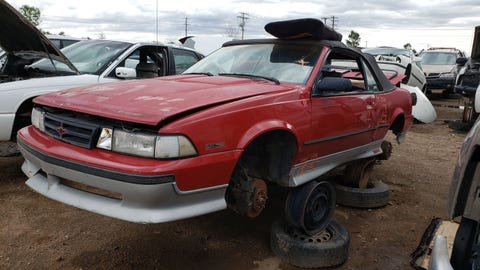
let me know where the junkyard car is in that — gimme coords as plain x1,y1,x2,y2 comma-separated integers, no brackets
419,47,466,95
416,115,480,270
455,26,480,125
0,1,203,150
18,18,414,227
363,46,427,92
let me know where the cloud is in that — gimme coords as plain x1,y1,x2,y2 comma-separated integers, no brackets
7,0,480,52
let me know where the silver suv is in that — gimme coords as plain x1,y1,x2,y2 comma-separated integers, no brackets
419,47,466,95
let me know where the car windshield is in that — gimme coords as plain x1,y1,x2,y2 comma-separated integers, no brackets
184,43,322,84
362,47,411,57
31,40,131,75
419,52,457,65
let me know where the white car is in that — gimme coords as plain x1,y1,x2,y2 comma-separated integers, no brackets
363,47,427,92
0,1,203,155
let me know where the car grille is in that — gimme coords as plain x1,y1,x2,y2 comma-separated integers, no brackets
427,73,439,78
44,113,100,149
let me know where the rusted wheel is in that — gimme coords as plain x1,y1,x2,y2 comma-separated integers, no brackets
270,219,349,268
285,181,335,236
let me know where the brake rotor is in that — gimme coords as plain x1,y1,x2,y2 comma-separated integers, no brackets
246,178,268,218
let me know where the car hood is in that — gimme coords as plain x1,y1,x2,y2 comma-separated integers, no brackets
34,75,299,126
471,26,480,61
422,64,455,75
0,1,78,73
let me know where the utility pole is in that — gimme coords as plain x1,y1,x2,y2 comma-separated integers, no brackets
321,17,328,24
237,12,249,40
330,15,338,29
155,0,158,44
184,17,189,37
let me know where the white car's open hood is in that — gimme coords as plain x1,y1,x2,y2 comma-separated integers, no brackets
471,26,480,61
0,1,78,74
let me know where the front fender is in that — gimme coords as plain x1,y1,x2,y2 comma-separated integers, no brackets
236,119,300,149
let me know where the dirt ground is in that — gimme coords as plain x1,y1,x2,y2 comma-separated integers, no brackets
0,92,469,270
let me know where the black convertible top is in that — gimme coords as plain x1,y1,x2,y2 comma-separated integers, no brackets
264,18,342,42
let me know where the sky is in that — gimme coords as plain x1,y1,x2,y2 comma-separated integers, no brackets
6,0,480,55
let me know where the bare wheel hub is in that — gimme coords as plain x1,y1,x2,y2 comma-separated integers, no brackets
225,167,268,218
248,179,268,217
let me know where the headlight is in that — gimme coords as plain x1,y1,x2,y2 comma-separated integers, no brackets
113,130,156,158
31,107,45,132
96,128,197,159
155,135,197,158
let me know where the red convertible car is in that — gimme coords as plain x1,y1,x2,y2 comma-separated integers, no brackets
17,19,413,238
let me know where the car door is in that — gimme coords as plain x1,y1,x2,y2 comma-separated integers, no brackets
102,45,168,81
306,50,376,160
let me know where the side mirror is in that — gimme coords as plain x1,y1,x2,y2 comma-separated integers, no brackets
315,77,352,93
456,57,468,66
115,67,136,79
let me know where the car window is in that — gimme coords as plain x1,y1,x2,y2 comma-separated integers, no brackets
31,40,131,75
361,59,380,92
50,39,61,48
316,49,380,94
172,48,200,74
61,39,80,48
108,46,167,78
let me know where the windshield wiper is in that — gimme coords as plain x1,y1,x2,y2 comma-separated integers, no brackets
219,73,280,85
183,72,214,76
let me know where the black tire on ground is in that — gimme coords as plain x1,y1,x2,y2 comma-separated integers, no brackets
335,180,390,208
270,219,349,268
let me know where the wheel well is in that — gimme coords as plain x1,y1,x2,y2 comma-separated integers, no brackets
390,114,405,136
11,97,35,141
236,130,297,184
453,147,480,218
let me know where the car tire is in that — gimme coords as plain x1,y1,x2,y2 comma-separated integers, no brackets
335,180,390,208
270,219,349,268
0,142,20,157
451,217,480,269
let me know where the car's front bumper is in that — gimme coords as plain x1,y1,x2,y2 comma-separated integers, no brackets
18,129,230,224
0,112,15,141
426,77,455,91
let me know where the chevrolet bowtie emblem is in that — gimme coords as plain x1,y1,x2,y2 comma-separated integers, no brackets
56,126,67,137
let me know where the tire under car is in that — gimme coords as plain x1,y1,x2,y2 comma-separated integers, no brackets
270,219,349,268
335,180,391,209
